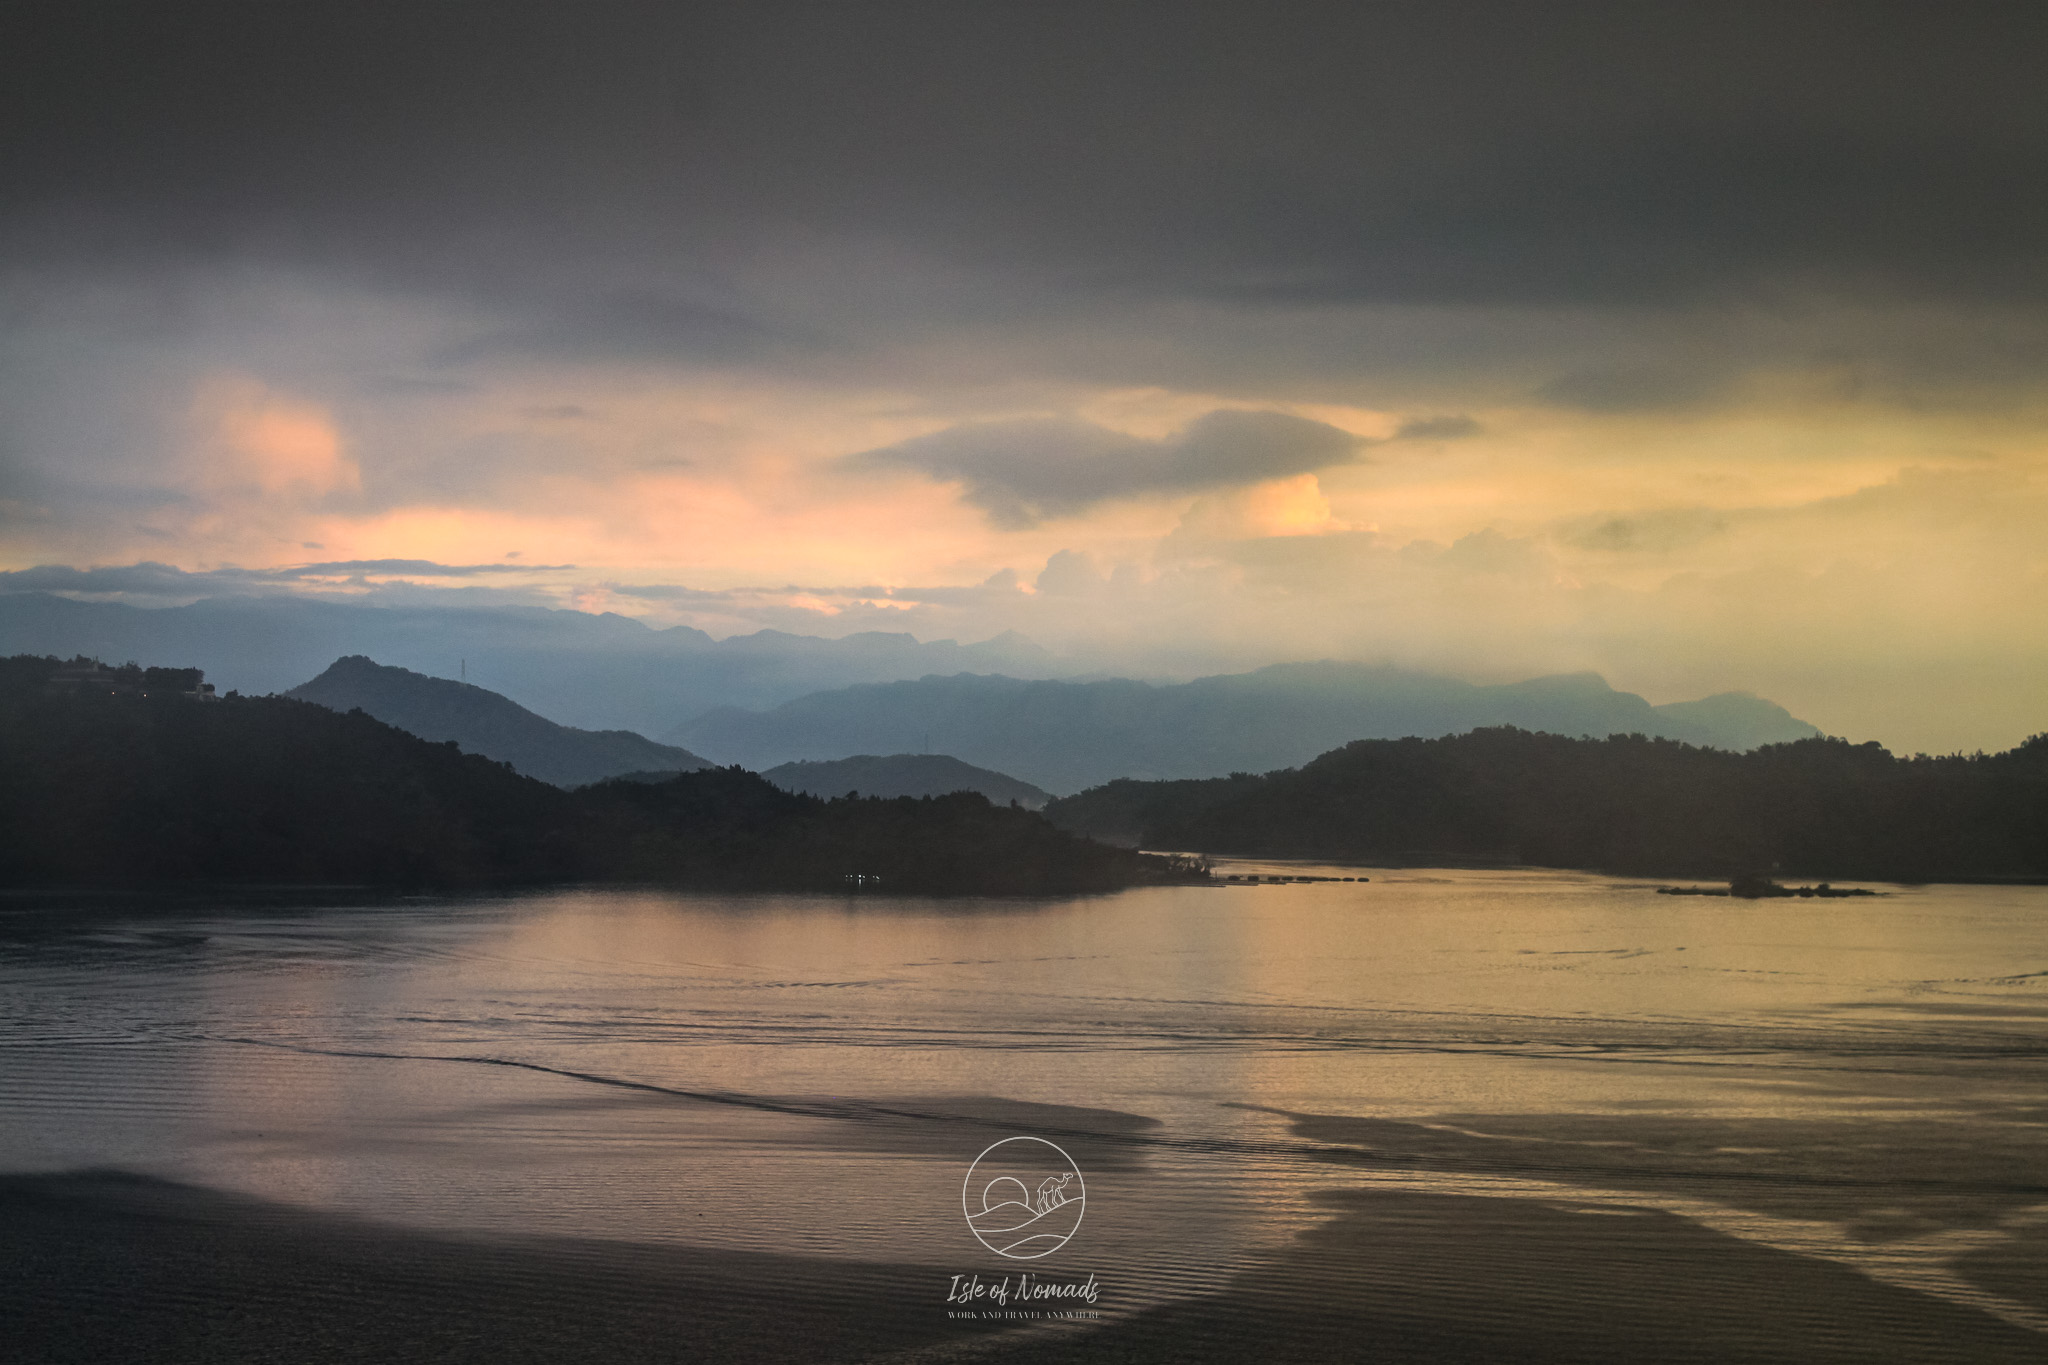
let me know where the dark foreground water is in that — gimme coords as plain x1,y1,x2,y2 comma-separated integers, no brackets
3,867,2045,1363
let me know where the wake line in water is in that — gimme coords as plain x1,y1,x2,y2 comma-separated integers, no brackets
183,1020,2048,1108
202,1035,2048,1203
205,1033,1324,1159
197,1016,2048,1082
209,1035,847,1121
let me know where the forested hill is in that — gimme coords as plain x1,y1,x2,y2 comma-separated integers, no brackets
1045,727,2048,882
287,655,710,787
760,754,1051,809
0,655,1184,894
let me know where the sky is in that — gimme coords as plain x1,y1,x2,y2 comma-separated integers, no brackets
3,2,2047,754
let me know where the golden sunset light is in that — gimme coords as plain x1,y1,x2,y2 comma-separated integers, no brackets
6,10,2048,1362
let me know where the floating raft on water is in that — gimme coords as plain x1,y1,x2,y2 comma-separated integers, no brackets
1658,877,1879,899
1218,874,1367,883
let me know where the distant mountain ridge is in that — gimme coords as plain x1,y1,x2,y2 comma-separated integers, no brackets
287,656,711,787
760,754,1051,809
673,662,1820,794
0,592,1063,736
5,594,1823,795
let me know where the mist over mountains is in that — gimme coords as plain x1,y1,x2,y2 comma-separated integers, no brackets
676,665,1818,795
1,594,1819,796
0,593,1060,735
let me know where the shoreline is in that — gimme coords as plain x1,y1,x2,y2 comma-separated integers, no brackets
6,1169,2043,1364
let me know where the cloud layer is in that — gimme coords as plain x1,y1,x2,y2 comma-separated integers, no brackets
852,410,1363,527
4,5,2048,754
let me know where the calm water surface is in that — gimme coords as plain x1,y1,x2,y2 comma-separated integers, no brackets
4,867,2045,1343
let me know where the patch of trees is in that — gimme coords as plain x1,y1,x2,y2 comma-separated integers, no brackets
575,771,1155,893
1046,727,2048,882
1038,773,1271,847
0,655,1186,894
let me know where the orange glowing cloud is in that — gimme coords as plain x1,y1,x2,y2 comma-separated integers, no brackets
1238,474,1342,536
1173,474,1348,542
194,375,359,500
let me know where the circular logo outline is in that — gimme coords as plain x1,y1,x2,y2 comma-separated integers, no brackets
961,1135,1086,1260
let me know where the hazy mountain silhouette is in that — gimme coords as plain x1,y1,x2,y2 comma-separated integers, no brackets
673,663,1820,794
760,754,1051,809
287,656,710,788
0,593,1061,736
5,596,1820,794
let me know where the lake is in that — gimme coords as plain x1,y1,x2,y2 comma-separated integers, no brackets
3,866,2045,1363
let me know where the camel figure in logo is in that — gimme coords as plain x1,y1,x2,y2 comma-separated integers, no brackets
1033,1172,1074,1215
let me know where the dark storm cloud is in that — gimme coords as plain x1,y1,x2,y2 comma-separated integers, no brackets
851,410,1362,528
1536,368,1733,414
5,1,2047,344
440,292,806,366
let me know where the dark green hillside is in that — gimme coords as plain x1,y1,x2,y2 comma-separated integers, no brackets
0,656,578,886
0,655,1183,894
1113,727,2048,882
760,753,1051,809
1043,773,1270,846
577,774,1167,894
